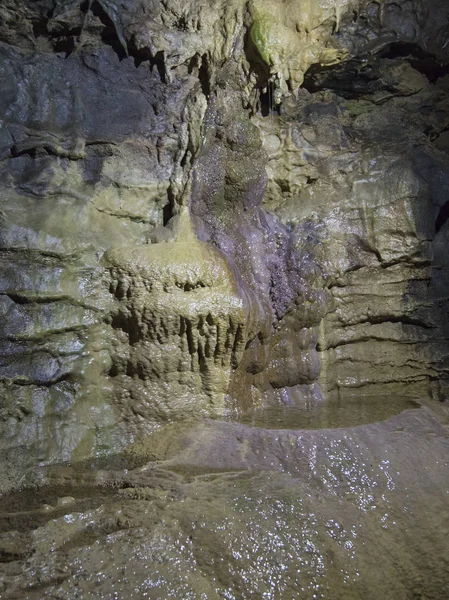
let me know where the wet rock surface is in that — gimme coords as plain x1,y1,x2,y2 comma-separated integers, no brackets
0,0,449,473
0,403,448,599
258,50,449,400
0,1,449,596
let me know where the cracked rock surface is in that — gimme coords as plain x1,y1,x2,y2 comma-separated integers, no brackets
258,48,449,400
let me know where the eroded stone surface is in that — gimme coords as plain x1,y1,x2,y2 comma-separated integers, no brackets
255,49,449,400
0,0,448,483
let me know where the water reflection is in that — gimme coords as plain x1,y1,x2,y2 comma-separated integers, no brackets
0,401,448,599
222,396,420,429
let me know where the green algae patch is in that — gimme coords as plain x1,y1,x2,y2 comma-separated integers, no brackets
250,13,278,68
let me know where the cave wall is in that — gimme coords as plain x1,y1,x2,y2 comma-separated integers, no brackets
259,56,449,400
0,0,449,485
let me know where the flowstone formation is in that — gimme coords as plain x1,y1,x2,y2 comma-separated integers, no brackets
1,1,449,599
0,0,448,485
104,212,256,422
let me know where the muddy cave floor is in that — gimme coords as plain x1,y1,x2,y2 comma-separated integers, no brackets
0,395,448,599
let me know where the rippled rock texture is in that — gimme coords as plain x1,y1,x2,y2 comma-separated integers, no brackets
0,0,449,485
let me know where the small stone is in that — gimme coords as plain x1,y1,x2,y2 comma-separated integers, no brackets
57,496,76,507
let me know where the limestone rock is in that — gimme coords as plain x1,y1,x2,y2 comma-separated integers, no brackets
0,0,448,480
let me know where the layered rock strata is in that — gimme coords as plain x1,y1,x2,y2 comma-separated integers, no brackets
0,0,448,479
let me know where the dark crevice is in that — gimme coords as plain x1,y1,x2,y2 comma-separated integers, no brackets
0,549,32,564
173,15,189,32
124,48,162,80
185,320,195,355
90,0,128,60
4,292,34,305
53,37,77,55
79,0,91,15
435,200,449,233
176,281,206,291
321,337,425,351
198,54,211,98
128,45,153,69
126,360,134,378
21,1,105,58
163,186,175,226
303,42,449,99
0,248,70,260
360,315,435,329
187,53,200,75
179,316,186,338
163,202,173,226
380,258,432,269
379,42,449,83
85,140,117,148
180,147,190,168
259,82,281,117
108,363,119,377
231,325,244,368
94,207,149,224
302,59,382,99
197,343,207,375
3,292,69,305
149,51,167,83
45,0,129,60
32,15,50,39
110,313,142,345
10,144,84,161
5,372,76,388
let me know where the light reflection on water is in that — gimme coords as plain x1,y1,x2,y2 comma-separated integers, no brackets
0,399,447,599
222,396,420,430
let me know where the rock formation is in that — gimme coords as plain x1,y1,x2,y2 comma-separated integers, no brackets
0,0,448,485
